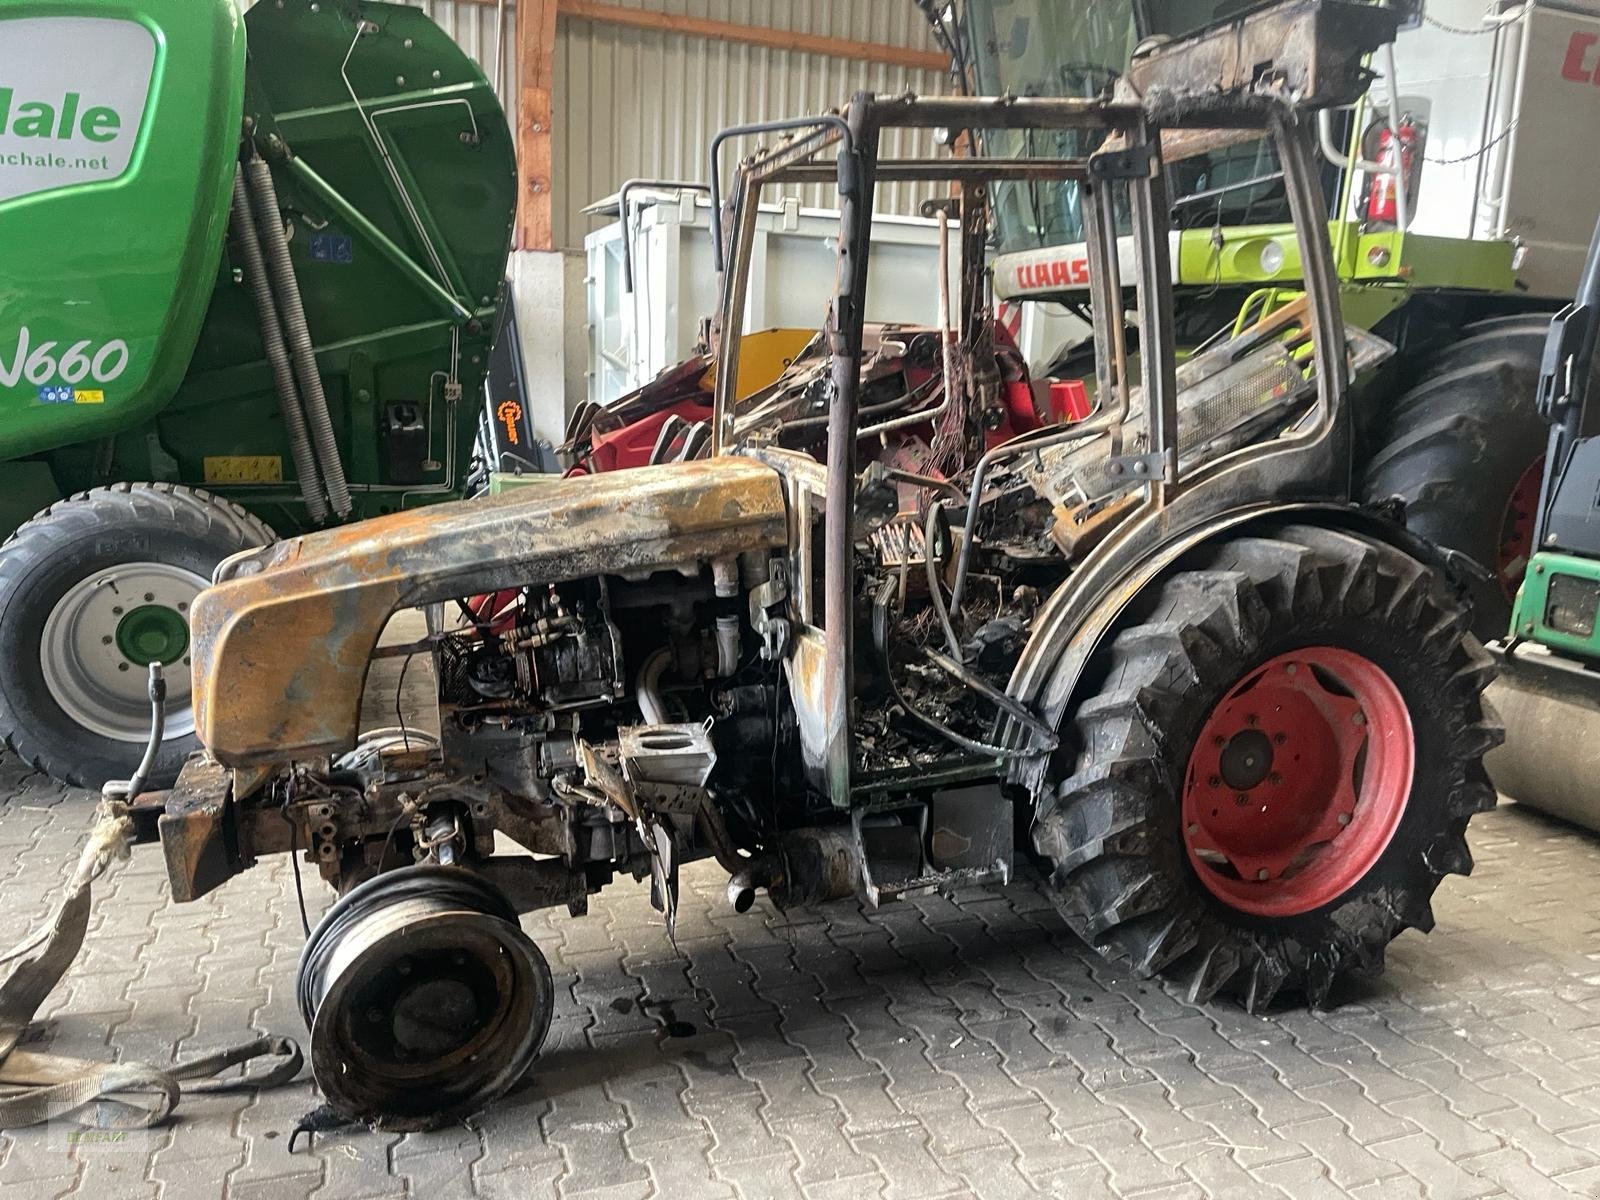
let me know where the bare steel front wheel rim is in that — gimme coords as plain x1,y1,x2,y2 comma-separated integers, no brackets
297,866,553,1130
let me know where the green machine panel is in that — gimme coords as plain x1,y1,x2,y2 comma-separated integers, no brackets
161,0,518,533
0,0,517,537
0,0,246,456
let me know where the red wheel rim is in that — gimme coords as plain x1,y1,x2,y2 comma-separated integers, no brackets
1181,647,1414,917
1497,455,1545,601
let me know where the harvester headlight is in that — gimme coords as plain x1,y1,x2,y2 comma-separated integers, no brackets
1258,239,1286,276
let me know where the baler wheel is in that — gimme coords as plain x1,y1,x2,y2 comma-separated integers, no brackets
0,483,274,789
1034,523,1500,1011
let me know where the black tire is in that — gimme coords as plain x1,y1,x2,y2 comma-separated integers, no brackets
0,483,274,789
1034,522,1500,1011
1358,316,1554,642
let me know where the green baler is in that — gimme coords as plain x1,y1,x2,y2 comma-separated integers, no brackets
0,0,517,786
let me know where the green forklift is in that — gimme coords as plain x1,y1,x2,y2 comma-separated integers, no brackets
0,0,518,786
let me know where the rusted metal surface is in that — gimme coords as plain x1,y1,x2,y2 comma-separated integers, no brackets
785,627,836,796
819,100,879,809
478,856,592,915
190,459,787,766
125,789,168,846
1123,0,1400,117
157,754,240,903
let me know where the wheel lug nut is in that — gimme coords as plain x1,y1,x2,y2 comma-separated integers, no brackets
1269,773,1281,786
112,605,123,615
1285,663,1297,675
144,592,154,602
1338,812,1352,826
1213,736,1226,748
1273,733,1286,745
1235,794,1249,806
1256,869,1269,881
1208,775,1221,787
1186,823,1198,835
1352,712,1366,726
101,635,112,645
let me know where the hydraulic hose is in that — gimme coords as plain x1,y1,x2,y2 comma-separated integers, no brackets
245,154,353,517
229,171,329,523
122,663,167,802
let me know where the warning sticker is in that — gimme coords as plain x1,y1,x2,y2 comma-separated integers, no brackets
36,385,104,404
204,455,283,484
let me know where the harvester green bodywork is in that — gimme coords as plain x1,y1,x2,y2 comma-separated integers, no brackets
0,0,516,536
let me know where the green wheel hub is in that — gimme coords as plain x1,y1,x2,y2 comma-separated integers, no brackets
115,603,191,667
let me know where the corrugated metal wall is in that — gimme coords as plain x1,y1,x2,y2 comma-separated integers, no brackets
553,4,949,249
240,1,949,251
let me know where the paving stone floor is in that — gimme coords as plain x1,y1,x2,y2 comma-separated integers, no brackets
2,647,1600,1197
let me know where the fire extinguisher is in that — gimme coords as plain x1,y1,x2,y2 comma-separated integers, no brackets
1360,112,1425,228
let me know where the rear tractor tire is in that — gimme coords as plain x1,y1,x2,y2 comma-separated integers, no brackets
1034,522,1500,1011
1358,315,1560,643
0,483,274,789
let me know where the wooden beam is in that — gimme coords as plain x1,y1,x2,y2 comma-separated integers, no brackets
556,0,949,73
517,0,557,250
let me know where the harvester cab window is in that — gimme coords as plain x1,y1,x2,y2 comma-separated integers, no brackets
960,0,1342,255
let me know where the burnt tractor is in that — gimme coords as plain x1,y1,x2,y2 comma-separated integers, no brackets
130,2,1499,1129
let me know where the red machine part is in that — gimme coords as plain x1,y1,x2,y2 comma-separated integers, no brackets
1497,454,1546,600
569,396,714,476
567,321,1092,471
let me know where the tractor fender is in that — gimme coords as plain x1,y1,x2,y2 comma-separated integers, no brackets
1002,499,1468,793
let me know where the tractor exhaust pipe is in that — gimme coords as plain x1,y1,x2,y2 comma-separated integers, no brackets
244,153,353,518
726,869,757,913
229,170,329,523
726,828,860,914
296,865,553,1129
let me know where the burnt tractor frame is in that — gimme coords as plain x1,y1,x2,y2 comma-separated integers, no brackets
131,0,1499,1130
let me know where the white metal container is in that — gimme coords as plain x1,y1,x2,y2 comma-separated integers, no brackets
584,188,962,407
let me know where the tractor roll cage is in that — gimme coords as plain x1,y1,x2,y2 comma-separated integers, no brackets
710,91,1352,805
703,0,1388,803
